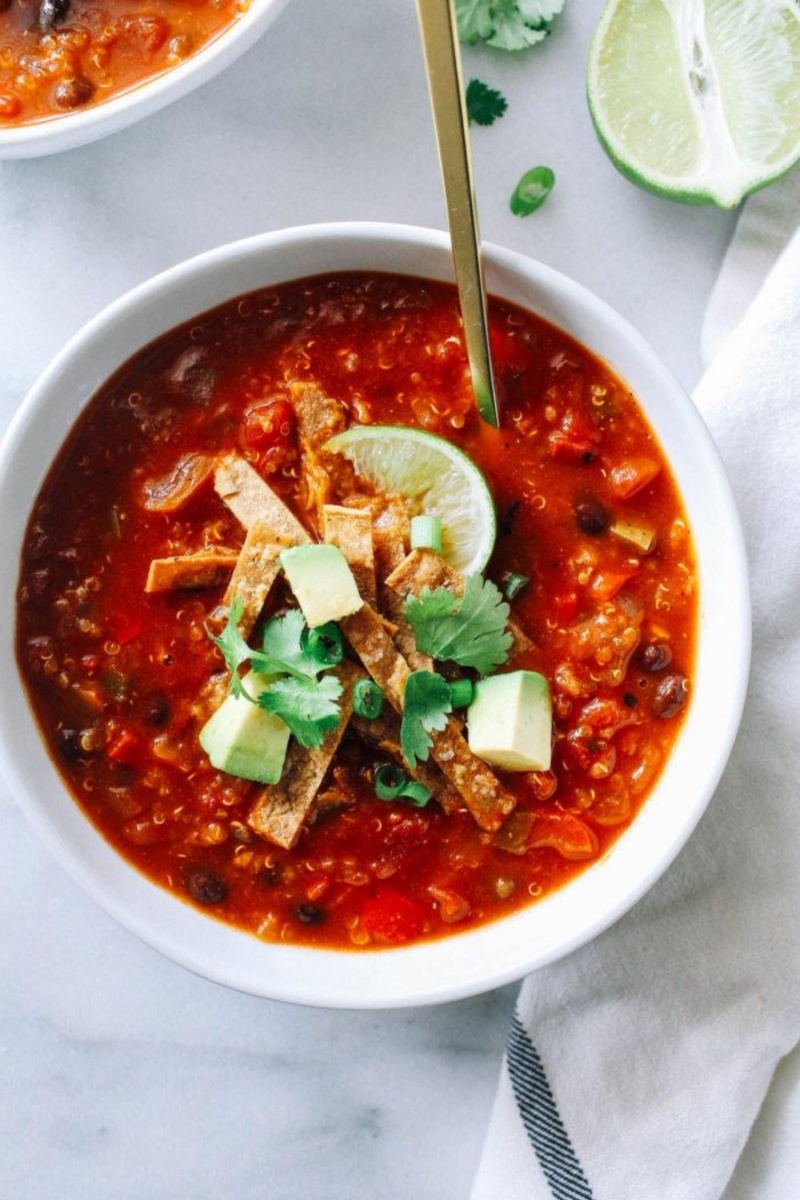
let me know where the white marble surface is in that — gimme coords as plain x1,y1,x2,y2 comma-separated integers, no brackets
0,2,739,1197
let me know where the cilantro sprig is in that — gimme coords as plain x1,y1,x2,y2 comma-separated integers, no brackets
466,78,508,126
258,675,343,748
403,574,512,678
208,600,343,749
400,671,453,768
456,0,565,51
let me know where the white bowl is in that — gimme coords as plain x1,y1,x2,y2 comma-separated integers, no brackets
0,0,290,159
0,223,751,1006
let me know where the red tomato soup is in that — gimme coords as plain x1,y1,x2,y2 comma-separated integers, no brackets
16,272,697,949
0,0,245,124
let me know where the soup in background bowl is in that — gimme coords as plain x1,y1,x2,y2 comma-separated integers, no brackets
0,224,750,1006
0,0,290,157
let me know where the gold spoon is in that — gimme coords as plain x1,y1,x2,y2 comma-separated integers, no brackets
415,0,500,428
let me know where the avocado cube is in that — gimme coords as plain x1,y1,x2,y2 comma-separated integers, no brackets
467,670,552,772
199,671,291,784
280,544,363,628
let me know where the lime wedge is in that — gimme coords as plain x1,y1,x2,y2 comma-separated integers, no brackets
587,0,800,208
324,425,496,575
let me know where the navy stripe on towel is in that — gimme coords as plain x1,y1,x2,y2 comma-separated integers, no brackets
506,1012,594,1200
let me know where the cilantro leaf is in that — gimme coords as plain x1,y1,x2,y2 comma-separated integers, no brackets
403,574,513,677
456,0,565,51
456,0,495,44
258,674,343,750
207,598,250,698
466,78,508,126
256,609,325,680
400,670,453,768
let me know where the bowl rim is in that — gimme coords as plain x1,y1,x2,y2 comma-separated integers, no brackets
0,222,752,1007
0,0,292,159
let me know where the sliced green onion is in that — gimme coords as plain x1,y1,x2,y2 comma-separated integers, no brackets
302,622,343,667
448,678,474,709
374,763,408,800
510,166,555,217
353,678,384,720
502,572,530,602
398,780,432,808
410,515,443,554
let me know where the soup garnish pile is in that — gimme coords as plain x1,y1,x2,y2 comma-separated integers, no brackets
17,272,696,948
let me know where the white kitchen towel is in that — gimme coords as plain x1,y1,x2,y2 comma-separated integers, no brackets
702,168,800,366
471,208,800,1200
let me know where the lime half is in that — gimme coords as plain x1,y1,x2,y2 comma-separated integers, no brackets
588,0,800,208
324,425,496,576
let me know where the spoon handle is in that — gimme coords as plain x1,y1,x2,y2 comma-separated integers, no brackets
416,0,500,428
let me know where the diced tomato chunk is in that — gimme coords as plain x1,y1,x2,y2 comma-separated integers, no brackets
608,457,661,499
305,874,330,903
109,614,147,647
548,408,601,462
528,812,599,861
590,567,637,601
240,399,296,452
106,728,142,768
122,15,170,53
552,592,579,626
361,888,427,944
490,326,529,375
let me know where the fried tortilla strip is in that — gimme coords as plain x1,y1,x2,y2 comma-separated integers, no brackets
432,717,515,830
222,520,288,638
145,548,239,594
321,504,378,608
379,577,433,672
288,383,348,528
214,454,310,543
373,496,411,580
248,662,360,850
386,549,533,659
340,605,410,710
289,381,347,448
341,604,515,831
351,713,461,815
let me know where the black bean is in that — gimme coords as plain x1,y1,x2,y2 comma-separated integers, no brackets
575,497,609,536
637,642,672,673
186,866,228,905
652,673,687,719
296,903,325,925
57,728,82,763
38,0,69,30
499,500,520,537
111,763,138,789
142,692,170,727
258,864,282,888
622,693,638,708
53,76,95,109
